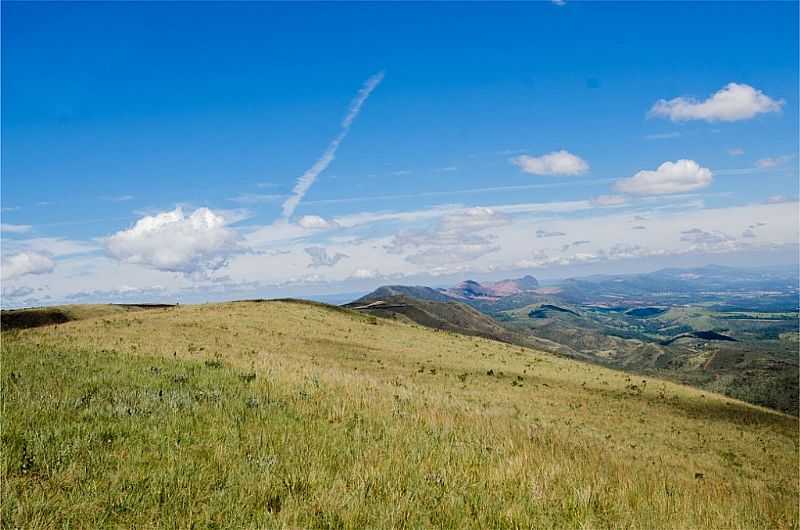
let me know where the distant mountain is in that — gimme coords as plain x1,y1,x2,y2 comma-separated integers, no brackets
351,285,454,304
555,265,799,309
443,275,540,301
346,266,799,414
344,291,578,358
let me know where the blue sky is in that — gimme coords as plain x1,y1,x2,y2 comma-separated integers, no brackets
2,2,798,306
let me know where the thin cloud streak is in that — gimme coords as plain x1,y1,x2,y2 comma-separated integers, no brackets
304,178,616,206
281,72,384,219
715,165,797,176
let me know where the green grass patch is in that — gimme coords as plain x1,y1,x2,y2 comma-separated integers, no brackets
2,302,797,529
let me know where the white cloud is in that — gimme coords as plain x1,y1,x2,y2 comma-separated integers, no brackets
331,200,590,231
282,71,384,219
303,180,613,207
614,159,712,195
756,155,793,168
105,207,241,275
3,237,99,257
765,195,793,204
1,224,32,234
560,240,591,252
649,83,783,122
2,286,36,300
512,150,589,176
350,268,379,279
305,246,347,268
297,215,335,230
592,195,626,206
5,192,797,305
65,284,167,301
678,228,739,252
728,148,745,156
1,251,55,281
386,207,510,271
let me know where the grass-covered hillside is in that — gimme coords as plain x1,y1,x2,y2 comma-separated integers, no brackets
2,301,798,528
497,301,799,414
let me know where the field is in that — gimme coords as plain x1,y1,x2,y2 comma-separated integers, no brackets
2,301,798,528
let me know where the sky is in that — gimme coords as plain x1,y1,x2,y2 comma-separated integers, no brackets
2,1,798,307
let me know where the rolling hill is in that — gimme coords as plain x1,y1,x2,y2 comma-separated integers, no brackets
351,267,799,414
344,294,577,358
2,300,797,528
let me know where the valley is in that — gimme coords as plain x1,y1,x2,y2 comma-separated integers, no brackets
347,265,800,414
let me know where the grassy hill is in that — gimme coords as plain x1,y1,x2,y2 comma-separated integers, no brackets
0,303,170,330
344,294,578,358
498,302,799,414
2,301,798,528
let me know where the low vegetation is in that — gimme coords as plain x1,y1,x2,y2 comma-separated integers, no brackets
499,302,799,415
2,301,798,528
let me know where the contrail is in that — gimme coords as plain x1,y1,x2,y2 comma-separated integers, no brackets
281,71,384,219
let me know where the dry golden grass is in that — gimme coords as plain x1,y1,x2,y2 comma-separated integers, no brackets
2,300,798,528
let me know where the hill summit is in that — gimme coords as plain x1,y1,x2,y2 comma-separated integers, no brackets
445,275,540,300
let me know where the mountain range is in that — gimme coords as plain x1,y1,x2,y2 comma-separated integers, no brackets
346,265,799,414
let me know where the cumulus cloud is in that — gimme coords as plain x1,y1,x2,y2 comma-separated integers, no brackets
512,150,589,176
386,207,509,269
305,246,348,268
282,71,384,219
614,159,712,195
1,224,32,234
592,195,626,206
649,83,783,122
105,207,241,275
679,228,736,249
297,215,335,230
1,251,55,281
